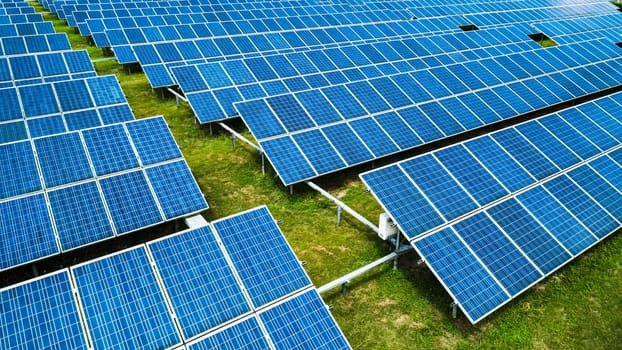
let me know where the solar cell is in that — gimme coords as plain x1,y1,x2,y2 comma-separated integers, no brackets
34,132,93,188
48,181,114,251
125,117,182,165
72,247,182,350
0,271,88,350
212,206,312,308
187,316,269,350
82,123,139,176
0,193,57,270
259,289,351,350
99,170,163,234
148,226,251,340
146,160,208,219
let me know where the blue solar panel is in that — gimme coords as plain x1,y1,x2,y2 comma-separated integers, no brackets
213,206,312,308
464,136,535,192
543,175,618,239
146,160,208,219
321,123,372,166
261,136,317,185
148,226,250,340
569,165,622,222
27,115,66,138
54,79,94,111
98,104,134,124
0,193,57,270
434,145,507,205
0,88,21,121
487,198,571,275
82,124,139,176
125,117,182,165
259,289,351,350
99,170,162,234
0,141,40,199
72,247,181,349
401,155,478,221
361,165,443,240
48,181,114,251
188,317,270,350
453,213,542,296
86,75,125,105
292,130,346,174
34,132,93,188
64,109,101,131
266,94,315,132
0,120,27,144
517,186,597,256
414,228,509,323
19,83,60,117
0,271,88,349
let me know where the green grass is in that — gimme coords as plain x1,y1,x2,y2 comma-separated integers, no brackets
32,3,622,349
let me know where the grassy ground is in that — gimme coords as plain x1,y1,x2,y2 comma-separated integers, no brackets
32,3,622,349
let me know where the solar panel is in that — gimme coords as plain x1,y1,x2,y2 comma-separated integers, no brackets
187,316,270,350
0,76,135,141
72,247,182,349
0,270,89,350
212,206,313,308
361,92,622,323
259,289,351,350
147,225,251,340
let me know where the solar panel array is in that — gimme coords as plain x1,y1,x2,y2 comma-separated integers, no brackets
35,0,617,185
1,116,207,271
0,206,351,350
234,37,622,184
361,91,622,323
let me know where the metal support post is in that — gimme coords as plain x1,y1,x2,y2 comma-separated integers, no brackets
290,186,294,195
261,152,266,174
306,181,379,233
451,302,458,318
217,123,262,152
336,206,342,225
209,123,213,136
232,134,236,150
393,238,401,270
341,279,348,297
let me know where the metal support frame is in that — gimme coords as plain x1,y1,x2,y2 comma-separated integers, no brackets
167,88,187,106
305,181,379,234
451,302,458,318
217,122,265,175
317,244,413,294
91,57,116,63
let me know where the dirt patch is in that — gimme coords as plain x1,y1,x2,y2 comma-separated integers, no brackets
378,298,396,307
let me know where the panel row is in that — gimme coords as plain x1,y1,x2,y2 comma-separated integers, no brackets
361,91,622,240
0,117,208,270
0,75,135,144
238,43,622,184
0,206,350,350
414,148,622,323
168,24,533,91
0,50,95,88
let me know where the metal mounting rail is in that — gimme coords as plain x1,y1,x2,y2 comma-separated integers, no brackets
317,245,413,294
218,122,262,152
91,57,117,63
306,181,379,233
167,88,188,103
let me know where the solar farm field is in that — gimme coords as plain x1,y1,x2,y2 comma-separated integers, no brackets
21,1,622,349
